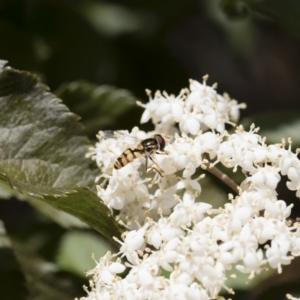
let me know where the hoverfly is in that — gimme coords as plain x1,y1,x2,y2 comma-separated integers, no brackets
113,133,167,176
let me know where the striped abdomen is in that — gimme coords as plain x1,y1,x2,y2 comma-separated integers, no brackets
114,145,144,169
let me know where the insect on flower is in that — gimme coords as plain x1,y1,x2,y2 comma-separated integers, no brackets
111,131,167,176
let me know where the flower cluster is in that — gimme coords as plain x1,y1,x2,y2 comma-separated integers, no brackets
82,77,300,299
137,76,245,135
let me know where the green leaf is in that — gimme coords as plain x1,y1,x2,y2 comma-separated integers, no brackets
0,171,121,241
0,61,122,240
56,231,113,276
42,187,121,241
0,221,29,300
0,61,98,193
56,80,137,138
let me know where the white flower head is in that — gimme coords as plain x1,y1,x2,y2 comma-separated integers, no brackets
82,77,300,300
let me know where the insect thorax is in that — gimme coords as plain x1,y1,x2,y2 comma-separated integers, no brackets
141,138,159,153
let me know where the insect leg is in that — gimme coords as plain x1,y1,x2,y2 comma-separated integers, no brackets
148,155,164,177
145,154,148,171
156,150,169,155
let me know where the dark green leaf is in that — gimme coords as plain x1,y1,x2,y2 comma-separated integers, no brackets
42,187,121,242
0,61,98,193
56,80,137,137
0,221,29,300
0,171,121,242
0,61,122,240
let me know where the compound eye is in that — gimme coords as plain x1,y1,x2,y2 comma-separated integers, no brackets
155,134,165,151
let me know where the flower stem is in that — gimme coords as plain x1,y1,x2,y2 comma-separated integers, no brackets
205,163,239,195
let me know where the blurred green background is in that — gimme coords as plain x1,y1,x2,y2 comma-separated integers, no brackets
2,0,300,126
2,0,300,299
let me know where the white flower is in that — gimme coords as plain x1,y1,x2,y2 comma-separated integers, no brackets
249,165,281,191
165,133,203,176
169,191,212,227
147,184,178,216
146,217,183,249
82,77,300,300
266,232,293,273
236,248,263,277
139,77,245,137
97,161,148,212
287,167,300,197
217,125,267,172
116,225,147,265
194,131,221,159
179,112,201,135
85,252,126,285
264,199,292,219
139,90,185,125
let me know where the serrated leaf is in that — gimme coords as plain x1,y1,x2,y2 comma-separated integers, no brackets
0,61,122,240
0,221,29,300
0,61,98,194
56,80,137,137
0,170,121,241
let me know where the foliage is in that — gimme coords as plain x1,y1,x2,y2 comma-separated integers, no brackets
0,61,121,241
1,0,300,299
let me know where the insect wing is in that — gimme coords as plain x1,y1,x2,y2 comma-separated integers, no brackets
100,130,141,143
